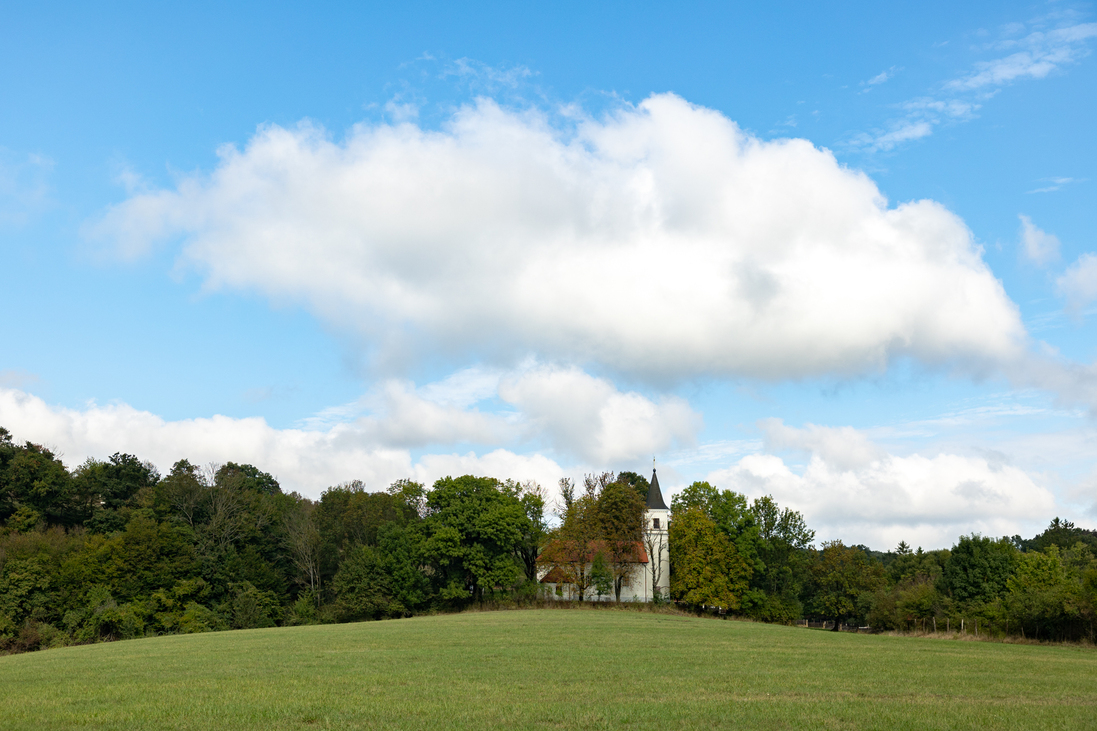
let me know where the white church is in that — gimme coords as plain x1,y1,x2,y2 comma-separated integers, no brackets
540,468,671,602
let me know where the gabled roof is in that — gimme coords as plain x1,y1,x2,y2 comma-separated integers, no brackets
540,566,569,584
646,469,668,510
538,540,649,575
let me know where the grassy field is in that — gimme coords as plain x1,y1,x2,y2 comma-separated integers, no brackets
1,608,1094,730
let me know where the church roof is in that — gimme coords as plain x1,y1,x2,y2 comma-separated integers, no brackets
538,541,649,578
539,567,569,584
646,469,668,510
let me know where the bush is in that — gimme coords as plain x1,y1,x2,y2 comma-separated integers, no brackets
176,602,225,634
7,619,65,653
747,593,801,624
227,581,281,629
283,593,319,626
0,610,15,643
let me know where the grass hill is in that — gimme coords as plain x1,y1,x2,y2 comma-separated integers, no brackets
1,607,1094,730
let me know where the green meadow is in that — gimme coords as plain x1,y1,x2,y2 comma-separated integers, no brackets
1,608,1094,730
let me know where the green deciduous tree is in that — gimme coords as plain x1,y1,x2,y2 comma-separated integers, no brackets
282,496,322,603
590,551,613,601
510,480,549,584
0,440,76,528
615,471,650,503
63,512,198,603
748,495,814,621
539,487,600,601
226,580,282,629
808,541,885,630
75,454,159,534
0,556,54,627
332,522,430,620
938,534,1018,606
422,475,525,604
596,479,645,601
154,460,209,528
1005,546,1085,641
673,482,762,577
315,480,419,582
669,507,750,610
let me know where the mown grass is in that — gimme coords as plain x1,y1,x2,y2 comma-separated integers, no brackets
1,607,1094,730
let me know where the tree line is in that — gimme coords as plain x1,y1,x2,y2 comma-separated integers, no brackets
669,484,1097,642
2,426,1095,655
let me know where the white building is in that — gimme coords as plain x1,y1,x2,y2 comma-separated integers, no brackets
540,468,670,602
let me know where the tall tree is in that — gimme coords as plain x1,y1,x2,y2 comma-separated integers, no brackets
938,534,1018,606
538,474,619,602
669,507,750,610
615,471,650,503
540,492,600,601
214,462,281,496
422,475,525,604
673,482,762,582
1005,546,1082,641
73,453,159,533
808,541,885,630
315,480,418,580
509,480,548,583
154,459,209,529
596,479,645,601
0,439,74,528
1021,518,1097,554
282,496,322,605
750,495,814,600
332,522,430,620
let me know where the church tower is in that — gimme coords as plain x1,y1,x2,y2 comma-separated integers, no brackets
642,468,671,601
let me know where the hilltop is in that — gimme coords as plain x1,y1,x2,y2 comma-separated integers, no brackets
2,608,1094,730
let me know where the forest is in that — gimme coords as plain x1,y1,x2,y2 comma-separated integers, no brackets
2,425,1096,655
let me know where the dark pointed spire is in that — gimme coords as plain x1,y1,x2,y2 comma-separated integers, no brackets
646,468,668,510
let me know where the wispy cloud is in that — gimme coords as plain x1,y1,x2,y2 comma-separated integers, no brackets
849,96,982,152
1057,253,1097,314
440,58,534,90
947,22,1097,91
849,120,933,152
849,16,1097,153
1027,176,1085,194
0,149,53,225
1018,214,1061,267
0,369,40,389
860,66,901,92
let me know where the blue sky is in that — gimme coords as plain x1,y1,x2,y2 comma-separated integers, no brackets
2,1,1096,549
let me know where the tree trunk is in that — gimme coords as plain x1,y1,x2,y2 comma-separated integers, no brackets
831,616,841,632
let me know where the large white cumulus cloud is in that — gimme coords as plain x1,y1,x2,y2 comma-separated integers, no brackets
499,364,700,464
305,363,701,463
707,420,1056,550
0,387,567,497
0,362,697,494
93,93,1025,381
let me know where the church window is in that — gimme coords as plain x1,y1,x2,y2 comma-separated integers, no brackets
653,518,660,529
